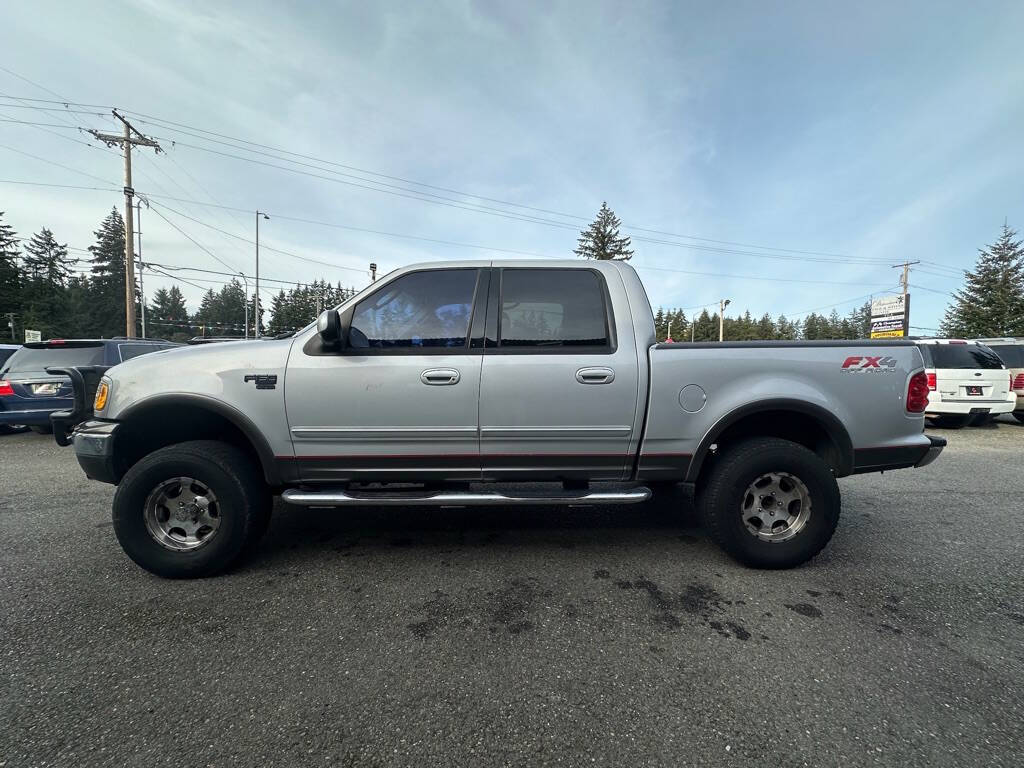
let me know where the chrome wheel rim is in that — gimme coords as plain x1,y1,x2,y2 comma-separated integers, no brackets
143,477,221,551
740,472,811,542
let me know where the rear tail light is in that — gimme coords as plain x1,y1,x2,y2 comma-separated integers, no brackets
907,371,930,413
0,380,13,397
1013,373,1024,391
926,372,936,390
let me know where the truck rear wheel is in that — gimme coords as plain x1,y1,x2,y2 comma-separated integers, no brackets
112,440,270,578
698,437,840,569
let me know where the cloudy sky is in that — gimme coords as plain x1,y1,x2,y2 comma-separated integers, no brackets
2,0,1023,332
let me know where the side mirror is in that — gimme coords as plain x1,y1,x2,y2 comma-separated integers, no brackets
316,309,340,343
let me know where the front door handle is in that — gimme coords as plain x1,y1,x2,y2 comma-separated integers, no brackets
421,368,461,385
576,367,615,385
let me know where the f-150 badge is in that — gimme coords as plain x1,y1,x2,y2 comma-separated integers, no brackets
244,374,278,390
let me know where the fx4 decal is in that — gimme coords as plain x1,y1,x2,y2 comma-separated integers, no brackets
244,374,278,390
840,356,898,373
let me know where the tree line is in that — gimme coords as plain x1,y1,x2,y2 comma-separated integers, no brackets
2,201,1021,345
0,208,355,342
576,203,1024,339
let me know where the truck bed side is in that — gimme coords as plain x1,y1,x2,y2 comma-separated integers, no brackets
637,340,931,482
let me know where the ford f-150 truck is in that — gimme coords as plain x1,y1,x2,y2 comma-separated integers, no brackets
50,260,944,578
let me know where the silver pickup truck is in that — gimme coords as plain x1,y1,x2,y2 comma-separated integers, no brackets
51,259,944,578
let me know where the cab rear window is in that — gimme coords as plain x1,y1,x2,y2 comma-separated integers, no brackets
919,344,1004,369
1,344,105,374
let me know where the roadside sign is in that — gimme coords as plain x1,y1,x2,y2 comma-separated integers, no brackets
870,294,909,338
24,329,41,343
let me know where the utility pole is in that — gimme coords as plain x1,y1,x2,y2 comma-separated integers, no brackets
5,312,14,341
719,298,731,342
89,111,161,338
891,260,919,336
238,272,249,339
370,262,378,282
135,200,146,339
255,211,269,337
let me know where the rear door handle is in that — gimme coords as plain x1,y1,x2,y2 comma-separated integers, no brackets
576,367,615,385
421,368,461,385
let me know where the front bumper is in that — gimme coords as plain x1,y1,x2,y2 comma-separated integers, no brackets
915,435,946,468
70,420,120,484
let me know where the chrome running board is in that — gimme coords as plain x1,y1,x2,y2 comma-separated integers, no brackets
281,487,652,507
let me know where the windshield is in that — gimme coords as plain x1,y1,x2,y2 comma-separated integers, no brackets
1,345,105,375
920,343,1005,370
989,344,1024,367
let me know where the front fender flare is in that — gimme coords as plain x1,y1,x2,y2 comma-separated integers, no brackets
116,393,283,485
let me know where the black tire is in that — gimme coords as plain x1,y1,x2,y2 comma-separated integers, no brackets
112,440,269,578
929,414,970,429
697,437,840,569
1013,412,1024,425
29,424,53,435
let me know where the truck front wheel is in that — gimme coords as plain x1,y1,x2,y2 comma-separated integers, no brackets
112,440,271,578
698,437,840,569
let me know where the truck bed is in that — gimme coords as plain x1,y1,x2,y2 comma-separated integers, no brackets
637,339,933,481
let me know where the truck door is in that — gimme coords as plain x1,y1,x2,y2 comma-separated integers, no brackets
284,267,487,483
478,266,640,480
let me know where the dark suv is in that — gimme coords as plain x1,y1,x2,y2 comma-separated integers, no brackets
0,339,178,433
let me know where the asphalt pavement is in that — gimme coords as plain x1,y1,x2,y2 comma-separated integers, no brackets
2,418,1023,767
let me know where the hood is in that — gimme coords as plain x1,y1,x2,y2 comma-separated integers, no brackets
102,337,294,419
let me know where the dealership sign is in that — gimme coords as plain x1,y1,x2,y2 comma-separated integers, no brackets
870,294,909,338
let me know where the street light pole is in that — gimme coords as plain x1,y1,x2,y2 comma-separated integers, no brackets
719,298,731,342
239,272,250,339
255,211,269,337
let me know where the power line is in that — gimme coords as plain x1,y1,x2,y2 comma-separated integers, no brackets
147,199,370,274
0,142,114,185
0,179,119,192
145,204,241,274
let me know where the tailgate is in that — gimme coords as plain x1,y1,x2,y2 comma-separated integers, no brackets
938,368,1011,402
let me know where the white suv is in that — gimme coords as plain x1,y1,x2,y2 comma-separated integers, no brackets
914,339,1015,428
974,338,1024,424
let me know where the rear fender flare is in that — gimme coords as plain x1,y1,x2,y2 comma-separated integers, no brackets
685,398,854,482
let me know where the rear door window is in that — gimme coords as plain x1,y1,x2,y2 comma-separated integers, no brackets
1,344,105,374
497,269,611,350
925,344,1004,369
118,343,167,361
990,344,1024,367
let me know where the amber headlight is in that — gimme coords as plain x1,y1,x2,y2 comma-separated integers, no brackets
94,379,110,412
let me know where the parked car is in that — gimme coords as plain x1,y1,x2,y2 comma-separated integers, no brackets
973,338,1024,424
914,338,1015,427
50,260,944,578
0,344,27,434
0,338,178,433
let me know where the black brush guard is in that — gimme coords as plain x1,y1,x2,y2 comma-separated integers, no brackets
46,365,110,446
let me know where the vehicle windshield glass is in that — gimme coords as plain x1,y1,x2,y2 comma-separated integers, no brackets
990,344,1024,367
925,344,1005,369
1,345,105,375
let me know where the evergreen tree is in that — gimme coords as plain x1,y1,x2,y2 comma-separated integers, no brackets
21,228,73,338
940,223,1024,337
148,286,191,340
0,212,21,341
574,202,634,261
693,309,716,341
756,312,776,340
87,208,130,337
